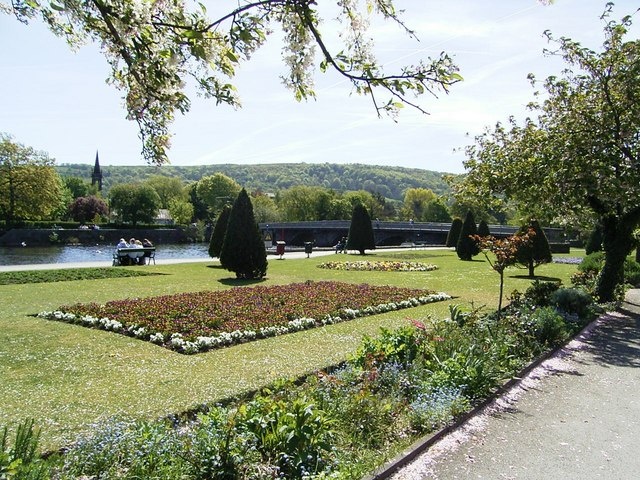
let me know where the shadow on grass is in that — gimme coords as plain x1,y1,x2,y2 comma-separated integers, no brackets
206,264,225,270
510,275,563,282
218,277,267,287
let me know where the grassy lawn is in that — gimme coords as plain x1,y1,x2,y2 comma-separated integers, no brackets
0,248,582,450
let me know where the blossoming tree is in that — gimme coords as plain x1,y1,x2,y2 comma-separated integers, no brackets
4,0,461,164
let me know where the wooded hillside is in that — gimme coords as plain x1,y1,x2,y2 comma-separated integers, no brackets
56,163,451,201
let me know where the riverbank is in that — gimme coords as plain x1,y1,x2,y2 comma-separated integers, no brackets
0,227,190,247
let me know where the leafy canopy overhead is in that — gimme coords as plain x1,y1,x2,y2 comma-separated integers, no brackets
450,5,640,301
4,0,462,165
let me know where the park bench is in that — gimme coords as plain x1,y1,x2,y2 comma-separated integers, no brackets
112,247,156,266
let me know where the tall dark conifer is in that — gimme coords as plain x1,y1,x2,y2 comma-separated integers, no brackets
446,218,463,248
347,203,376,255
208,204,231,258
478,219,491,237
456,211,479,260
219,189,268,279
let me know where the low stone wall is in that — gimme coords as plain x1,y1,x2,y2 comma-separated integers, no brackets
0,228,190,247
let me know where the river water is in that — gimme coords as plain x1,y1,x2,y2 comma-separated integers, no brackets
0,243,209,266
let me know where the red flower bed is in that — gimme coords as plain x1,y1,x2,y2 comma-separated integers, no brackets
59,281,434,340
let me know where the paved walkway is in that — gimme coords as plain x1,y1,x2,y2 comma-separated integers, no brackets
390,290,640,480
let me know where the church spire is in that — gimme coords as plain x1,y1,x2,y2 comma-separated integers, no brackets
91,150,103,191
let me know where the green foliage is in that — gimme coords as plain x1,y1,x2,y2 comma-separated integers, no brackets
456,211,479,260
516,220,553,277
585,225,603,254
550,288,594,319
573,252,640,296
108,183,162,226
196,173,242,215
55,163,451,203
63,176,94,199
219,189,268,279
351,326,422,368
0,268,157,285
445,218,462,248
625,259,640,286
520,280,561,307
143,175,187,209
346,203,376,255
0,133,66,226
528,307,569,348
244,395,335,478
187,408,259,480
168,198,194,225
208,205,231,258
451,10,640,301
1,419,49,480
423,199,452,222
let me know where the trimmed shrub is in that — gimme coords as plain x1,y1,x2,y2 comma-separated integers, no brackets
446,218,463,248
522,280,561,307
219,189,268,279
208,204,231,258
346,203,376,255
456,211,479,260
550,288,594,319
477,219,491,237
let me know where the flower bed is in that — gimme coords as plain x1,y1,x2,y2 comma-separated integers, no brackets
38,281,451,354
317,260,438,272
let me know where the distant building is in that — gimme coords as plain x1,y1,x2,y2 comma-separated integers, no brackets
91,151,103,191
156,209,174,225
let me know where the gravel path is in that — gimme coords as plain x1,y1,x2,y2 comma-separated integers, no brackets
390,290,640,480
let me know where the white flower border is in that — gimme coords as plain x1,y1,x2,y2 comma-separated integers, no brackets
37,292,451,355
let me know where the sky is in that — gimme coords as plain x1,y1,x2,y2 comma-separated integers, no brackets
1,0,638,174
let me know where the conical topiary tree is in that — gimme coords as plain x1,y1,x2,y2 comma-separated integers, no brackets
478,219,491,237
446,218,463,248
347,203,376,255
208,204,231,258
516,219,553,277
219,189,268,279
456,211,480,260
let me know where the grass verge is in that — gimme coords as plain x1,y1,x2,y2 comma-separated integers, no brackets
0,248,581,449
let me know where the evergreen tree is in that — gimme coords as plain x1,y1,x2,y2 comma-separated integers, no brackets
346,203,376,255
516,220,553,277
208,204,231,258
219,189,268,279
477,219,491,237
456,211,479,260
446,218,463,248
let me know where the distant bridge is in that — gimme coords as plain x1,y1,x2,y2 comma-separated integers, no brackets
258,221,568,248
